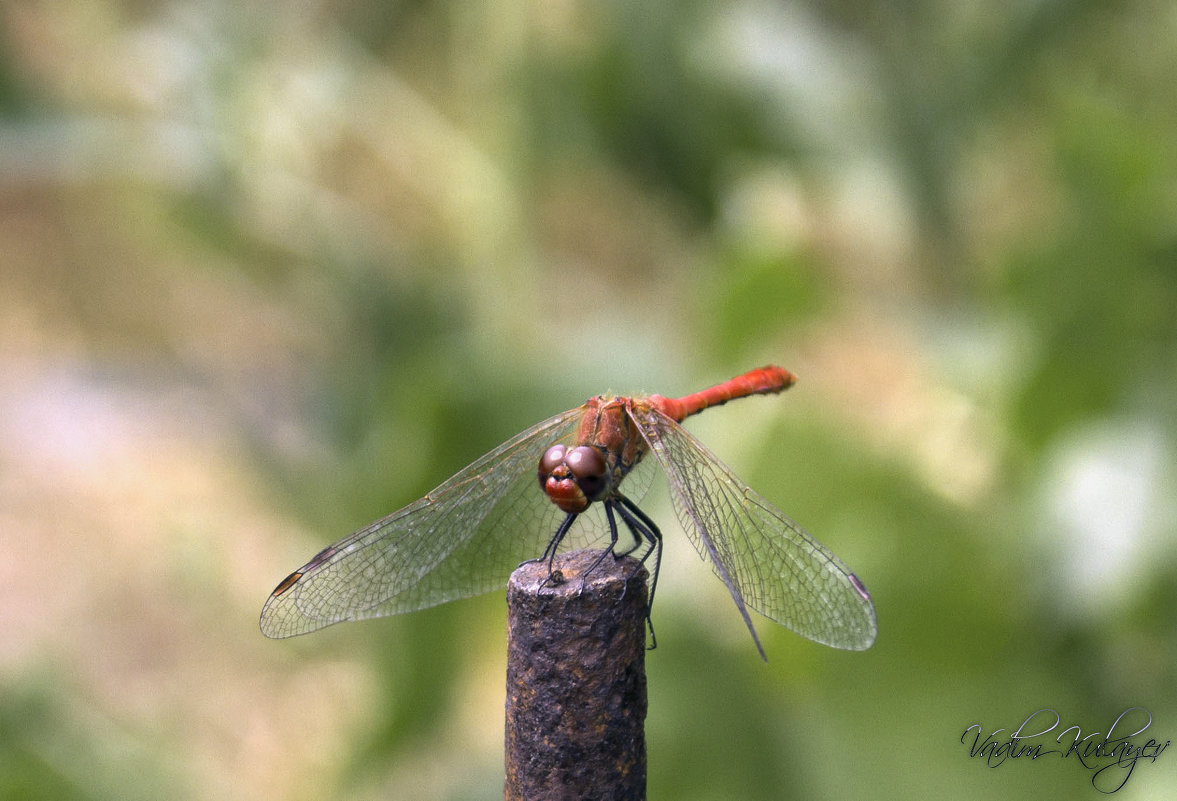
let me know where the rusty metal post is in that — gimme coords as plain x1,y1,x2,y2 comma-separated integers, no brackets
504,548,648,801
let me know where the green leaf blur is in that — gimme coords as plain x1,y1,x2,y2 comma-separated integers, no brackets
1,1,1174,800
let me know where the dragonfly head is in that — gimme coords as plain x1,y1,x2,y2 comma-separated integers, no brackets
538,443,609,513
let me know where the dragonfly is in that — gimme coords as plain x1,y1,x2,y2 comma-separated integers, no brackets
260,366,877,659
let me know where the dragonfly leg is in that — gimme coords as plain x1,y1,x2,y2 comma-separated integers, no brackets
612,496,663,650
579,503,625,584
574,505,645,617
609,503,645,559
615,498,661,594
521,512,579,585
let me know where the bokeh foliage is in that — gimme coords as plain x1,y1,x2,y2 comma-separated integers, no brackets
1,1,1174,799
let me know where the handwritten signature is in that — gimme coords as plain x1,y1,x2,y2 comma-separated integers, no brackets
961,708,1169,793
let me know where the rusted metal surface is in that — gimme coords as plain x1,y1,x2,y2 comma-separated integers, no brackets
504,549,648,801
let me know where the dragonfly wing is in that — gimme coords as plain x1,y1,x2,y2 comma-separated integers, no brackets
632,407,877,652
260,406,594,638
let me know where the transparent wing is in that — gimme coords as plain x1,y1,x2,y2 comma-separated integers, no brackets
633,406,877,652
260,405,633,638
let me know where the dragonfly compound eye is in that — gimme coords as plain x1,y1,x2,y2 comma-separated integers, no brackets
566,446,608,499
539,443,592,512
538,444,567,484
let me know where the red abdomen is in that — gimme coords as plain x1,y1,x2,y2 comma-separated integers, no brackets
650,366,796,422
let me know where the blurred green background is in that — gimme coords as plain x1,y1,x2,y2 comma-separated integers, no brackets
2,1,1175,799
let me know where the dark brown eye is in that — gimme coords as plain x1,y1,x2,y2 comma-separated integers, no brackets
566,446,607,499
538,444,567,479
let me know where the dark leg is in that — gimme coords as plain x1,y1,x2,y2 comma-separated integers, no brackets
522,511,579,584
610,501,646,559
579,503,624,580
612,496,663,650
615,497,662,605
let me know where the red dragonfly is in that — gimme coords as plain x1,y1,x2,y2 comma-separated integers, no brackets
260,366,876,658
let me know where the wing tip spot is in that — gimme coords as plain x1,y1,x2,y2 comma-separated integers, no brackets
270,570,304,597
